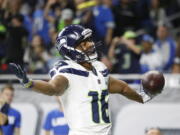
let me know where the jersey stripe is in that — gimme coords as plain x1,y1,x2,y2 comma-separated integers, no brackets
49,70,56,78
101,69,109,77
54,61,68,70
59,68,89,77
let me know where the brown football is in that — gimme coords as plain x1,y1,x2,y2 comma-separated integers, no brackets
142,71,165,95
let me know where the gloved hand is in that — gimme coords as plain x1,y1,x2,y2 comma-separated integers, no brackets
139,90,152,103
9,63,33,88
138,84,154,103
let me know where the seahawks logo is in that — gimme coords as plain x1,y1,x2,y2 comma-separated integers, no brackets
69,32,80,40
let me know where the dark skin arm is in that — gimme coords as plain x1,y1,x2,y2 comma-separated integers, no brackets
31,75,69,96
109,77,143,103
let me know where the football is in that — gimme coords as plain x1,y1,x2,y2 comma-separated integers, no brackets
142,71,165,95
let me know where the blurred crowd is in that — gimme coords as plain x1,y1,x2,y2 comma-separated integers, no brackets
0,0,180,74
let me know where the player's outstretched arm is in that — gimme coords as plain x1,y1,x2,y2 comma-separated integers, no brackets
9,63,68,96
32,75,68,95
109,77,143,103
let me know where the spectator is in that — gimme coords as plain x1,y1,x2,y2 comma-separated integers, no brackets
140,34,163,73
0,0,32,41
0,24,7,66
149,0,167,27
74,0,95,28
32,1,51,45
47,28,63,69
0,84,21,135
172,35,180,73
48,27,59,56
7,0,22,15
57,8,74,31
108,30,141,74
0,0,8,25
112,0,140,36
20,3,33,41
93,0,115,48
43,0,75,44
154,24,176,72
43,97,69,135
0,6,9,73
145,127,162,135
44,0,62,28
5,14,28,66
165,0,180,29
3,0,30,29
24,35,51,74
0,93,9,126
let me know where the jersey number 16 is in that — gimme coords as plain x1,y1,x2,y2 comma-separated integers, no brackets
88,90,110,123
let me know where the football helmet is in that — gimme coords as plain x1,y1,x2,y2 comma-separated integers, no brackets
55,24,98,63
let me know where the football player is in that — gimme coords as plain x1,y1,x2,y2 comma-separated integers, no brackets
10,25,151,135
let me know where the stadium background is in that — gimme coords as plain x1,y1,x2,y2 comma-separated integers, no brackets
0,0,180,135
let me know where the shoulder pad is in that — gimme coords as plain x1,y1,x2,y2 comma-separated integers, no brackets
54,60,68,70
100,69,109,77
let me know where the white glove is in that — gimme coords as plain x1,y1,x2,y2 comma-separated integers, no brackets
138,84,154,103
139,90,153,103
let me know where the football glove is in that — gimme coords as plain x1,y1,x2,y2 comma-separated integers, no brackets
138,84,154,103
9,63,33,88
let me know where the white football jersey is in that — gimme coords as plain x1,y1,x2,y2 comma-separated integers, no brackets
49,60,112,135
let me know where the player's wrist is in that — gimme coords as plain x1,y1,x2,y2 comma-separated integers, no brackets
138,90,152,103
22,79,34,89
18,74,34,89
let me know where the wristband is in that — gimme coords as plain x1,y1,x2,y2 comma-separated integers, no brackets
23,80,34,88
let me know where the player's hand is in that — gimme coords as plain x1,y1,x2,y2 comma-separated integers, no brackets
139,90,152,103
9,63,33,88
138,84,154,103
